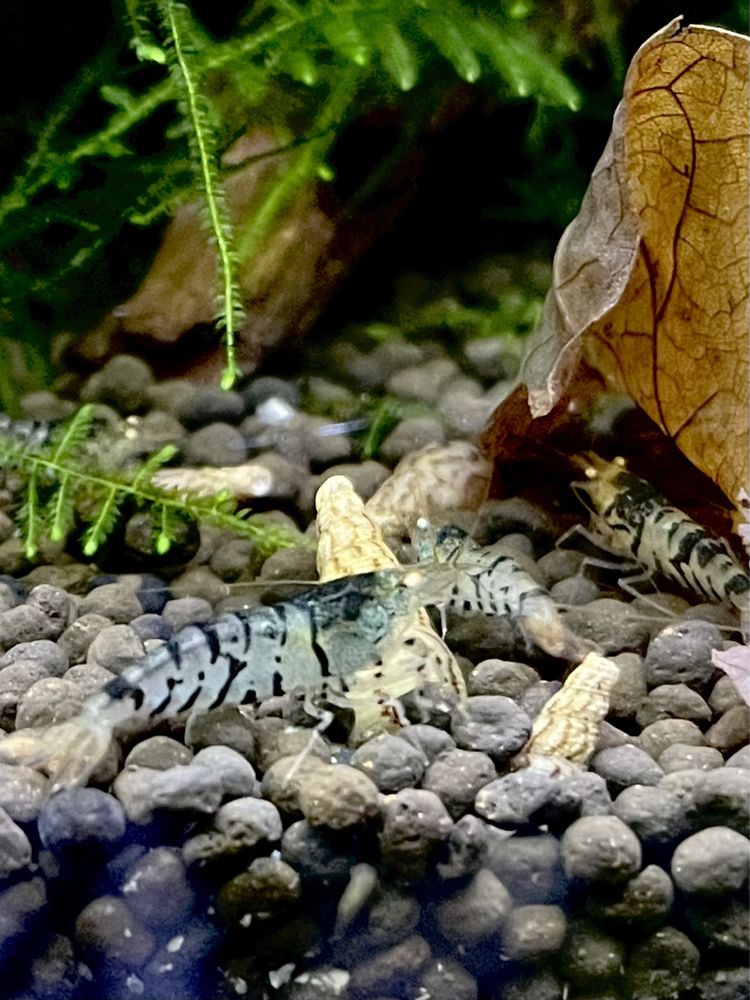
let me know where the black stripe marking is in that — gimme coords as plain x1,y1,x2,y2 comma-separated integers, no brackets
272,671,284,696
694,538,724,568
277,605,288,646
309,612,331,678
203,626,221,663
670,528,703,571
726,573,750,596
149,692,173,718
166,638,182,669
208,653,246,710
104,676,145,711
177,686,203,713
242,688,258,705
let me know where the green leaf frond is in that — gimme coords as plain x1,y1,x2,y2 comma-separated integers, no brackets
0,408,309,561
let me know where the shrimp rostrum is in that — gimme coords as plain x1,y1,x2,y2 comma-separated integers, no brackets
572,454,749,611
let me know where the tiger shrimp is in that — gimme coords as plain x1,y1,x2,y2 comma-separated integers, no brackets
0,567,428,790
412,523,591,660
571,454,749,612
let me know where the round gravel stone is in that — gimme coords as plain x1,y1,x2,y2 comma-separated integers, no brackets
502,904,567,961
726,745,750,769
0,660,56,729
518,680,562,720
191,745,260,799
450,696,531,764
644,621,723,688
467,660,539,698
607,653,648,720
437,814,490,880
686,895,749,956
613,785,690,844
0,639,69,677
418,957,478,1000
125,736,194,770
57,613,112,663
86,623,145,673
161,596,213,631
549,575,601,605
500,970,564,1000
217,857,301,923
184,422,247,465
38,788,126,856
0,805,31,877
0,605,58,648
75,896,155,968
380,789,453,877
348,933,431,998
484,831,563,904
709,676,745,714
636,684,712,727
639,719,705,760
705,706,750,755
113,762,224,824
299,764,380,830
380,416,447,461
475,770,558,828
561,815,642,885
121,847,195,928
395,725,455,762
672,827,750,895
0,763,49,822
14,677,85,730
694,967,750,1000
423,749,495,819
586,864,674,927
563,599,651,654
29,932,82,1000
659,743,725,773
562,920,626,987
627,926,700,999
351,733,426,793
694,768,750,832
592,745,664,792
79,583,144,623
281,820,358,883
366,886,421,947
183,797,282,865
26,585,76,638
436,868,512,943
185,705,256,760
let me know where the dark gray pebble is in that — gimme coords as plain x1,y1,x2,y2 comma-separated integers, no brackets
626,926,700,999
423,749,495,819
550,575,601,605
561,920,626,987
379,416,446,462
484,831,563,904
74,895,155,968
694,966,750,1000
563,599,651,654
613,784,690,844
418,957,478,1000
475,769,558,828
592,744,664,792
0,605,58,648
644,621,723,688
450,695,531,765
183,422,247,465
671,827,750,894
80,354,154,411
351,733,426,793
243,375,300,410
183,796,280,864
502,903,567,961
518,680,562,720
192,745,260,799
0,877,47,959
726,745,750,769
402,681,462,731
181,387,245,426
125,736,193,770
347,933,431,999
444,613,525,666
185,705,255,760
548,771,614,822
709,675,745,714
79,582,143,623
0,639,68,677
436,867,512,943
659,743,724,773
607,652,648,720
380,789,453,877
587,864,674,927
121,846,195,928
705,705,750,755
57,613,112,664
686,895,749,956
26,585,76,638
299,765,380,830
130,613,173,641
0,764,49,823
466,659,539,698
500,970,564,1000
86,623,145,673
536,549,586,587
161,595,213,631
395,724,455,762
636,683,712,727
472,497,554,546
281,820,359,883
38,787,126,856
694,767,750,832
0,805,31,877
365,887,420,947
436,814,489,880
210,538,265,582
639,719,705,760
561,815,641,885
217,856,302,924
29,932,81,1000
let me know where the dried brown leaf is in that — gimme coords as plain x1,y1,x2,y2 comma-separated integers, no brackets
490,19,749,506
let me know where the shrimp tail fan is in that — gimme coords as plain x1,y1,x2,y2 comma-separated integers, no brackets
0,712,116,791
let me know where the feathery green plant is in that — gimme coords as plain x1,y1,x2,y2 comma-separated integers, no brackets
0,0,588,407
0,406,308,560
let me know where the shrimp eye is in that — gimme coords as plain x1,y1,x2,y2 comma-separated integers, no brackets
613,456,627,468
585,466,598,480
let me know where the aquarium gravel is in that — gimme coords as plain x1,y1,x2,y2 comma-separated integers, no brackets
0,325,747,1000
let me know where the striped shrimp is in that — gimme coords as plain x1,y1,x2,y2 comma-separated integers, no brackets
413,524,591,660
0,567,428,789
572,454,750,611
